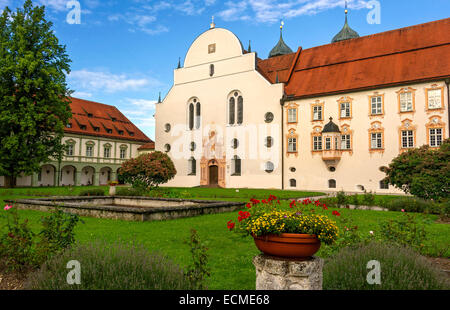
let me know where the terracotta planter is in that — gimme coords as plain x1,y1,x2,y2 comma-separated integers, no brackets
253,234,321,259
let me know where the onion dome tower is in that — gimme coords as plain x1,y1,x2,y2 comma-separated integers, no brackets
332,2,360,43
269,21,293,58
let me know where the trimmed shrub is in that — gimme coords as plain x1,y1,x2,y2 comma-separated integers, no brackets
385,197,448,216
25,241,193,290
115,187,145,196
78,189,105,196
323,242,449,290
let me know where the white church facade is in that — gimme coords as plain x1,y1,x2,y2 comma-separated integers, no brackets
155,16,450,194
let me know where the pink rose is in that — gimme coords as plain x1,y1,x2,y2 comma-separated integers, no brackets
401,209,405,212
4,205,12,211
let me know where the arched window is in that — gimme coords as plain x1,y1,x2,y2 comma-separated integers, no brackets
231,155,241,176
229,97,235,125
209,64,214,77
228,91,243,125
290,179,297,187
328,179,336,189
195,102,201,129
237,95,243,125
265,162,274,173
188,103,194,130
188,157,196,175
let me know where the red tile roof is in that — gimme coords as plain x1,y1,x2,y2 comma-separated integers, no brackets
138,142,155,150
66,97,153,144
257,18,450,98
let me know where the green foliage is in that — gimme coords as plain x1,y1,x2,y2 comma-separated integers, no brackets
118,152,177,190
385,139,450,201
336,190,348,206
184,229,211,290
384,197,447,215
0,0,72,187
0,206,80,272
379,212,428,253
78,188,105,196
115,187,145,196
25,241,192,290
362,191,375,206
323,242,449,290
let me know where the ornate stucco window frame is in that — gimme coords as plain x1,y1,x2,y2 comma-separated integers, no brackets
65,139,76,157
398,119,417,153
286,128,298,157
368,121,385,153
425,84,445,113
286,102,299,125
311,100,324,123
337,96,353,120
396,87,416,114
311,126,323,153
85,141,95,157
426,115,446,149
119,144,128,159
368,92,385,118
340,124,353,155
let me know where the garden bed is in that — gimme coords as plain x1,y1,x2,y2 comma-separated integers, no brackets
7,196,245,222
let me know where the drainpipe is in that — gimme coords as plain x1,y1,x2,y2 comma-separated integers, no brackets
446,78,450,135
280,95,286,190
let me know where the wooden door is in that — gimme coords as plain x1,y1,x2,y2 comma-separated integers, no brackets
209,165,219,186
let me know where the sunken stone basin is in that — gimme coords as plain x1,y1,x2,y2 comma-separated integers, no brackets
9,196,245,222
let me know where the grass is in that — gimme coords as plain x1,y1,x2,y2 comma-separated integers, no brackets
0,186,448,290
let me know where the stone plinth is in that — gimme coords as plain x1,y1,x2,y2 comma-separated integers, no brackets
253,255,323,290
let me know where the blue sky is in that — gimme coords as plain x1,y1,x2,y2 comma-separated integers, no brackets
2,0,450,140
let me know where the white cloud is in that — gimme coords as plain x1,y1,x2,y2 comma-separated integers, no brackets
38,0,68,12
72,91,93,99
68,69,163,93
218,0,370,23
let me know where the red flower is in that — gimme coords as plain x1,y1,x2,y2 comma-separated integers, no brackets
332,211,341,216
227,220,235,230
246,203,252,209
289,200,297,208
238,210,251,222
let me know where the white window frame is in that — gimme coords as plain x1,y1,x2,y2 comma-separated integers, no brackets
313,106,322,121
313,136,322,151
86,145,93,157
401,130,414,148
288,108,297,123
371,133,383,149
429,128,443,147
288,138,297,153
427,89,442,110
371,96,383,115
340,102,350,118
341,134,351,150
400,92,413,112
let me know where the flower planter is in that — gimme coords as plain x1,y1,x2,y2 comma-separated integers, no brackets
253,234,321,259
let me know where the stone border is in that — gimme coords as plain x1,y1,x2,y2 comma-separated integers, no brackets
6,196,245,222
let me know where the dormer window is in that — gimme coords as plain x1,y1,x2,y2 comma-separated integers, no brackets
112,117,117,122
118,130,124,135
94,127,100,132
106,129,112,134
129,132,134,136
66,123,72,128
80,125,87,130
87,113,93,118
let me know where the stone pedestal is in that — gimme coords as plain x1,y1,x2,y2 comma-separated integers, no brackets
253,255,323,290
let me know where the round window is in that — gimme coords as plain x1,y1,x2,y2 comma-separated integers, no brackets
329,166,336,172
231,138,239,149
265,162,274,173
264,112,274,123
290,167,296,173
164,144,171,152
164,123,171,132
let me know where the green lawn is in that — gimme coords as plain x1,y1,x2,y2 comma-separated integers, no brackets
0,186,449,290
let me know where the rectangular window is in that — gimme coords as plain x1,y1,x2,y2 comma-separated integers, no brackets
401,130,414,148
400,92,413,112
325,137,331,150
66,144,74,156
371,96,383,115
340,102,350,118
313,106,322,121
120,149,126,159
380,180,389,190
104,147,111,158
341,135,351,150
428,89,442,109
288,108,297,123
313,136,322,151
371,133,383,149
288,138,297,152
429,128,443,147
86,146,93,157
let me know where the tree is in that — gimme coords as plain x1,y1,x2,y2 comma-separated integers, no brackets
0,0,72,187
384,139,450,201
118,152,177,190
